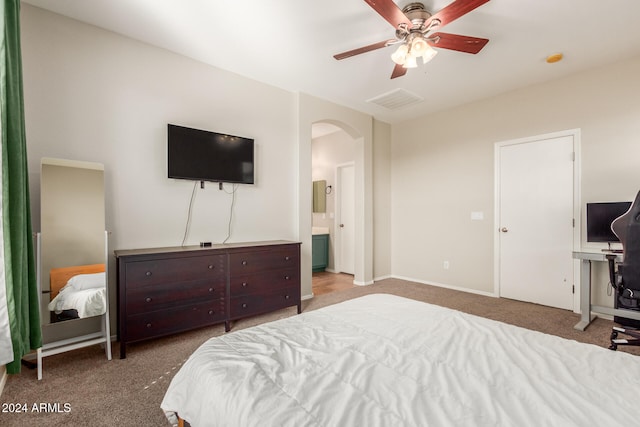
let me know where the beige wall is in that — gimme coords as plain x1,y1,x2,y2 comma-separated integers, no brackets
21,5,389,306
21,2,301,306
391,56,640,303
22,5,299,256
373,119,392,280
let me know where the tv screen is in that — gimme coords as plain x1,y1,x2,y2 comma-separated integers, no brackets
586,201,632,243
168,124,254,184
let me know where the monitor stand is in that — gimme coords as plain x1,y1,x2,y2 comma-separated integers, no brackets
601,242,623,254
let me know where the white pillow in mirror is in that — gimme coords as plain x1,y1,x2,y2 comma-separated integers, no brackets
67,272,105,290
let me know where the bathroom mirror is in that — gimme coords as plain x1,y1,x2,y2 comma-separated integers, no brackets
39,158,106,326
313,180,327,213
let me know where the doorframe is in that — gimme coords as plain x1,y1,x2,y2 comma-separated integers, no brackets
493,128,582,312
334,161,355,275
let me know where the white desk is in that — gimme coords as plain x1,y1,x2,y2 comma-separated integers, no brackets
573,250,640,330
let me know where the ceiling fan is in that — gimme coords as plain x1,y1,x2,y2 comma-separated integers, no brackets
334,0,491,79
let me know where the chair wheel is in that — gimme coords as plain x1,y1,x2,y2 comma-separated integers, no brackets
611,331,619,340
609,343,618,351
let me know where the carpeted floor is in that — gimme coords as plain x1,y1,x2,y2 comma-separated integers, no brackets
1,278,637,426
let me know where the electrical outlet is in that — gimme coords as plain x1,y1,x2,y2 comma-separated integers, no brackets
443,261,450,269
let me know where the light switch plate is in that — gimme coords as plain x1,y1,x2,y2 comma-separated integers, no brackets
471,211,484,220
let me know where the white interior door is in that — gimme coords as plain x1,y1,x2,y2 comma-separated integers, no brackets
497,134,575,310
337,163,355,275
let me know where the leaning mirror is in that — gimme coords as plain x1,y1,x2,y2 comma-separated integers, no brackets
39,158,106,325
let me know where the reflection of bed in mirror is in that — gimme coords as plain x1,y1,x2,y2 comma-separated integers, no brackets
48,264,106,322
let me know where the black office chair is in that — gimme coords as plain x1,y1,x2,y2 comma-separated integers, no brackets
608,190,640,350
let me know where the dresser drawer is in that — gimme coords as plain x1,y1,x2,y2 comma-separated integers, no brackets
229,286,300,319
126,280,225,314
126,300,226,342
124,255,225,288
229,268,299,297
229,246,299,275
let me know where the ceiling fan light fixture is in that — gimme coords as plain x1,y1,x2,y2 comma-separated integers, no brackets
391,44,409,65
333,0,491,79
403,54,418,69
421,44,438,64
410,36,429,56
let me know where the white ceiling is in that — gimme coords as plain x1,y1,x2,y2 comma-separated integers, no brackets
21,0,640,124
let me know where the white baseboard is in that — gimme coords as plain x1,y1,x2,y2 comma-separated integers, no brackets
308,273,495,299
391,275,498,298
0,365,7,397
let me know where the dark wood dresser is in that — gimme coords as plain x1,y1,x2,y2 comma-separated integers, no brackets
115,240,301,358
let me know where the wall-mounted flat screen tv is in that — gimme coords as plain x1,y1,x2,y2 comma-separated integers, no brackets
586,201,631,243
168,124,254,184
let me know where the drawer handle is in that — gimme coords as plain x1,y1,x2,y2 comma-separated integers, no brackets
285,256,290,261
145,297,152,303
242,260,248,266
242,303,247,308
285,295,290,300
208,310,214,315
209,287,214,292
146,323,152,328
284,275,291,280
242,282,248,287
145,271,152,277
208,265,214,269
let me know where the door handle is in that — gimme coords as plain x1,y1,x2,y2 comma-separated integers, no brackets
339,224,345,228
501,227,509,232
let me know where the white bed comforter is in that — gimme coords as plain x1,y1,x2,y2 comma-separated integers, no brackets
161,294,640,427
48,287,106,318
47,272,106,319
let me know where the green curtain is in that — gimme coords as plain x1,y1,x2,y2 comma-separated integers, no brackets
1,0,41,374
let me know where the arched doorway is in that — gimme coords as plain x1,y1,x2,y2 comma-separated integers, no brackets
298,94,374,300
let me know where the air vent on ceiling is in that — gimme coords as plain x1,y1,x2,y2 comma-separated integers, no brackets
366,88,423,110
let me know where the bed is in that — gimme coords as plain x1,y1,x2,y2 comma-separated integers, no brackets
161,293,640,427
47,263,107,320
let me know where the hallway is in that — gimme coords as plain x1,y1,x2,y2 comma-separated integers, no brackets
312,272,355,296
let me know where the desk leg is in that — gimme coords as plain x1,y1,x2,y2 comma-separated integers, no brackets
574,259,595,330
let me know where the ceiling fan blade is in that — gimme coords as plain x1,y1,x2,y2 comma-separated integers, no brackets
429,32,489,54
364,0,413,29
333,40,391,60
390,63,407,79
425,0,490,30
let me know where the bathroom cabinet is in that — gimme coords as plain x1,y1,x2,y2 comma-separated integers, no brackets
312,234,329,272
